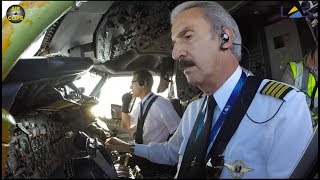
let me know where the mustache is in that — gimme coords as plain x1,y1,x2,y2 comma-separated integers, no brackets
179,59,195,71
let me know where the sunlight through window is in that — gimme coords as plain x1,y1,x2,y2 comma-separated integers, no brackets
89,75,167,119
73,72,102,96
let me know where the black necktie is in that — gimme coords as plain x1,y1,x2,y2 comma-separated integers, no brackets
177,95,217,179
197,95,216,141
197,95,216,158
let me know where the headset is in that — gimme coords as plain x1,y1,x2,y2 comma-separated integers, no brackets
138,79,145,86
220,33,242,50
136,70,153,87
220,32,252,69
220,33,230,48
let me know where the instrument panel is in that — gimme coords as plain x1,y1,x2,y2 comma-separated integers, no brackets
3,112,75,179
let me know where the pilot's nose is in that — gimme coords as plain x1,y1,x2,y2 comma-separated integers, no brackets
172,43,186,61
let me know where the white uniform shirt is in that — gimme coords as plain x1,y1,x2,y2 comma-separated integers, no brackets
130,92,181,144
134,66,313,178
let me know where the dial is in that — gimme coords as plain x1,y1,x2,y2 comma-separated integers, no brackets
31,139,38,152
19,137,30,154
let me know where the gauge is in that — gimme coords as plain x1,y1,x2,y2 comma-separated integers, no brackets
19,137,30,154
7,150,19,172
30,139,38,152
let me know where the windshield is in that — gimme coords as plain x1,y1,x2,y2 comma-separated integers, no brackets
73,74,168,119
90,75,168,119
73,72,102,96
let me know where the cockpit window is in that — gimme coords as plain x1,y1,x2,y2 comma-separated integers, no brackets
73,72,102,96
91,75,168,119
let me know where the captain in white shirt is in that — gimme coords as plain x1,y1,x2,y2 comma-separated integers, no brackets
129,65,312,178
105,1,313,178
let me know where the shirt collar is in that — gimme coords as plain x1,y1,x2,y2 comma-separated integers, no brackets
141,92,153,104
213,66,243,111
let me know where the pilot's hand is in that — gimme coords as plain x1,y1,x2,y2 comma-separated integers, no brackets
121,92,132,113
105,137,131,152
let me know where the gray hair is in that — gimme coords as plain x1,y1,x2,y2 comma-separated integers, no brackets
170,1,242,61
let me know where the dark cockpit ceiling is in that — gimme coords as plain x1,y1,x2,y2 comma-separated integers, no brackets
40,1,266,76
41,1,297,77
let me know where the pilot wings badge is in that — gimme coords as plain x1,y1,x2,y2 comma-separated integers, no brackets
224,160,254,179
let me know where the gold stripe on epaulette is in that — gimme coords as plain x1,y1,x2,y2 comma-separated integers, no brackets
270,83,284,97
265,82,279,95
260,81,293,100
275,85,289,99
261,81,275,94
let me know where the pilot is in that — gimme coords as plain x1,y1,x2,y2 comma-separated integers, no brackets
115,69,181,177
106,1,313,178
120,69,180,144
281,46,318,130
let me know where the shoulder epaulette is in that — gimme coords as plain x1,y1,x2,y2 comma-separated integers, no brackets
260,80,293,100
191,92,203,102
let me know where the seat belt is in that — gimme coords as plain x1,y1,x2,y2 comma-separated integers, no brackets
206,76,263,178
301,63,309,93
310,80,318,111
135,95,159,144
